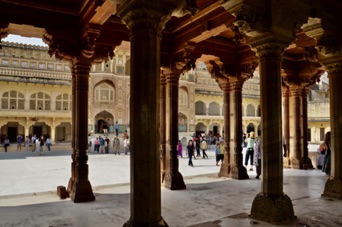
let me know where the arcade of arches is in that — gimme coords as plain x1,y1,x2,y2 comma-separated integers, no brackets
0,0,341,226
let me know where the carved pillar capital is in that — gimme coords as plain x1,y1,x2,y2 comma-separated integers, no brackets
250,35,290,61
323,57,342,76
117,0,176,37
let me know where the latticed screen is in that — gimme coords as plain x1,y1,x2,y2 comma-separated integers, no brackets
56,93,71,111
95,83,114,103
30,92,51,110
1,91,25,110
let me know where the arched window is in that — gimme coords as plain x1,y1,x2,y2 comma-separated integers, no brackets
178,113,187,132
246,104,255,116
195,101,206,115
257,105,261,117
178,87,188,107
56,93,72,111
94,83,115,103
1,90,25,110
208,102,220,116
30,92,51,110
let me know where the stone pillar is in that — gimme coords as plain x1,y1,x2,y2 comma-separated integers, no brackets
250,37,295,223
282,87,291,168
218,81,231,177
231,80,248,179
290,86,303,169
301,88,313,169
118,2,175,226
67,66,77,195
160,72,166,183
322,60,342,199
50,122,56,144
163,71,185,190
70,60,95,202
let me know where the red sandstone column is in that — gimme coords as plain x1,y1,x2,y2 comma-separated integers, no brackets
322,60,342,199
163,71,186,190
282,86,290,168
290,86,303,169
220,80,248,179
250,37,295,223
70,60,95,203
118,2,175,226
218,81,231,177
67,65,77,195
160,72,166,183
301,88,313,169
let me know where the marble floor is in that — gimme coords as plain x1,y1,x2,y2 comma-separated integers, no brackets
0,149,341,227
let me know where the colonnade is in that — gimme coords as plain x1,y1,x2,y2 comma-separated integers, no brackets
2,0,341,226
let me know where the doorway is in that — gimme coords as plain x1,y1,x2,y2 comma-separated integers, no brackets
33,126,42,139
7,127,17,142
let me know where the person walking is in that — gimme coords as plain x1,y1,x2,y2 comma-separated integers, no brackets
113,136,120,155
245,131,256,171
94,137,100,153
3,137,10,152
186,140,194,167
123,136,130,155
31,134,37,152
46,137,51,151
195,137,201,157
215,142,223,166
322,131,331,176
254,135,262,179
115,121,119,136
24,136,30,151
105,137,110,153
99,136,105,154
177,140,183,158
39,136,45,155
17,134,23,151
201,139,208,159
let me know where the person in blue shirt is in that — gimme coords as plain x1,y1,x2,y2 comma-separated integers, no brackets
115,121,119,136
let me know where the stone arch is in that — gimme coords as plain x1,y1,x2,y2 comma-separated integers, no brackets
195,122,207,133
195,101,206,115
256,105,261,117
55,122,72,142
94,110,114,133
246,123,255,134
246,104,255,116
208,102,220,116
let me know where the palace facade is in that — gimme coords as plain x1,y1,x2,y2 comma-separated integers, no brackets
0,41,329,146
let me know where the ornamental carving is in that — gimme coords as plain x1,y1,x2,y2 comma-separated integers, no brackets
117,0,176,35
322,179,342,199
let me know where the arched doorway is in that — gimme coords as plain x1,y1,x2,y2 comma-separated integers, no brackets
246,123,255,134
94,111,114,134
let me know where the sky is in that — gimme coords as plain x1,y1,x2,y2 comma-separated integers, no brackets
2,34,47,46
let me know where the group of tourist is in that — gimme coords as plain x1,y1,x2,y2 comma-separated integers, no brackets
2,134,51,154
88,130,130,155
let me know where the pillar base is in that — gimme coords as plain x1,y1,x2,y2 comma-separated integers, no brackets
322,178,342,199
67,177,74,196
218,163,231,177
250,192,296,224
124,217,169,227
162,172,186,190
70,181,95,203
283,157,291,168
301,157,313,170
290,158,302,169
230,165,249,179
